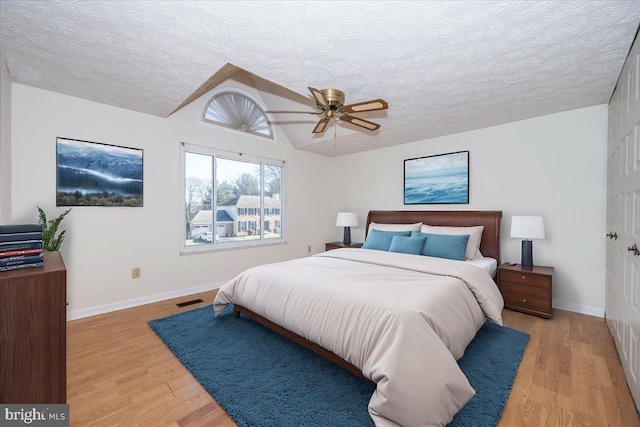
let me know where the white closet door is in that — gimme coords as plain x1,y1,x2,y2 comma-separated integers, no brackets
606,31,640,410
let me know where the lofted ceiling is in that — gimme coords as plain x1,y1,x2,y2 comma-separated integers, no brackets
0,1,639,157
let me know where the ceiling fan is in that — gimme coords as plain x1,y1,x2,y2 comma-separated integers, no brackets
266,87,388,134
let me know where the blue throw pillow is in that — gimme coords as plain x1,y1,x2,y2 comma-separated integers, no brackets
388,235,428,255
419,233,470,261
362,229,412,251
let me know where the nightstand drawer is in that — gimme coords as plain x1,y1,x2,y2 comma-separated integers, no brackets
501,281,550,314
500,270,550,288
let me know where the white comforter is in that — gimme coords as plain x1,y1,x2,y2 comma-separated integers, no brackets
213,248,504,427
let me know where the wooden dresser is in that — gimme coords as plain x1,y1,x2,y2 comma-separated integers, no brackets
497,263,554,318
0,251,67,403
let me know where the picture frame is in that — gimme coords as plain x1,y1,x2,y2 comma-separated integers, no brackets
56,137,143,207
404,150,469,204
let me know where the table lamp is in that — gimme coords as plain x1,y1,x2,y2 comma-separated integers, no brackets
510,216,545,268
336,212,358,245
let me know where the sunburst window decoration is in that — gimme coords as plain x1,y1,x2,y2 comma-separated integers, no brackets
202,91,273,139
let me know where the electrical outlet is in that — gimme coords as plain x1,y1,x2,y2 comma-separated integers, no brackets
307,245,312,253
132,267,141,279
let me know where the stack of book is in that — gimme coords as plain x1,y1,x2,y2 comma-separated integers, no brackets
0,224,44,272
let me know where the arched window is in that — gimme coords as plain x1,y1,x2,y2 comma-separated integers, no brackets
203,92,273,139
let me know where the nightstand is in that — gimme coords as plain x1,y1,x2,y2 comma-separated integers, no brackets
497,263,554,318
325,242,363,251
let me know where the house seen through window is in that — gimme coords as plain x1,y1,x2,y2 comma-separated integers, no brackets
183,146,283,251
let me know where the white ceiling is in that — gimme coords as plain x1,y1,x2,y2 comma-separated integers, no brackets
1,1,639,157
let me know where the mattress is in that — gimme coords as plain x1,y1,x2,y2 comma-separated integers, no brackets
466,257,498,277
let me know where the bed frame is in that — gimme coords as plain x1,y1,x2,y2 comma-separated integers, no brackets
234,210,503,384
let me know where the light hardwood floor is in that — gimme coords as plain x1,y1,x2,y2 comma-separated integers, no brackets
67,291,640,426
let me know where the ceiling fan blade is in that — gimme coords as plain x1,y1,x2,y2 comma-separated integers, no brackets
308,87,329,109
312,117,330,134
340,114,380,131
265,110,320,114
342,99,388,113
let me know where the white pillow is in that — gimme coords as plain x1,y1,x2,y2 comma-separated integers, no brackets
420,224,484,260
369,222,422,236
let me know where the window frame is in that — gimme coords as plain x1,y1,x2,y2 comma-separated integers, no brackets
202,91,273,139
180,143,285,254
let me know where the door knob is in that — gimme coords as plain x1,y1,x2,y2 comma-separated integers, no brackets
628,244,640,256
607,232,618,240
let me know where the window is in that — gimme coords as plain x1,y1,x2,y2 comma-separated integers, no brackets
182,143,284,252
203,92,273,139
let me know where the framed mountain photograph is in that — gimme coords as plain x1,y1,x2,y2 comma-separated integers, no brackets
404,151,469,204
56,137,143,207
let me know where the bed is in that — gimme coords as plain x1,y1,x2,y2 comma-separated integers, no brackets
214,210,504,427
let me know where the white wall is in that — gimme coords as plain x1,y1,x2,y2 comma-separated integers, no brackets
330,105,608,317
0,52,11,223
10,83,333,318
8,79,609,318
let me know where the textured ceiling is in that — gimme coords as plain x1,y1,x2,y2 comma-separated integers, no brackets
1,1,639,157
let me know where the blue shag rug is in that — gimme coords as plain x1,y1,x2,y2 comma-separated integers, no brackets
149,306,529,427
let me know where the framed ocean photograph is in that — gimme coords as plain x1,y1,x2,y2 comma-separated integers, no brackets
56,137,143,207
404,151,469,204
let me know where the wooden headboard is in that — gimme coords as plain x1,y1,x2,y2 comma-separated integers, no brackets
366,210,503,263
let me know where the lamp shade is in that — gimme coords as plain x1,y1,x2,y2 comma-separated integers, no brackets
510,216,545,239
336,212,358,227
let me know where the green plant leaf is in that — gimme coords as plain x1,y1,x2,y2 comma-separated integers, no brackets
37,206,71,251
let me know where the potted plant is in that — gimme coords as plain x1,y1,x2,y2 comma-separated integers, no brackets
37,206,72,251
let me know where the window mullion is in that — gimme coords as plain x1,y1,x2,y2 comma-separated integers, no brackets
212,156,217,245
260,163,265,240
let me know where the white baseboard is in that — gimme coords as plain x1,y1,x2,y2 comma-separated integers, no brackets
553,300,605,318
67,288,605,321
67,281,225,321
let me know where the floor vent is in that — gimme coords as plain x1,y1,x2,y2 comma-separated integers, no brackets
176,298,204,308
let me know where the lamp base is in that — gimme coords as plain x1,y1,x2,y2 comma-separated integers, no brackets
521,240,533,268
343,227,352,246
